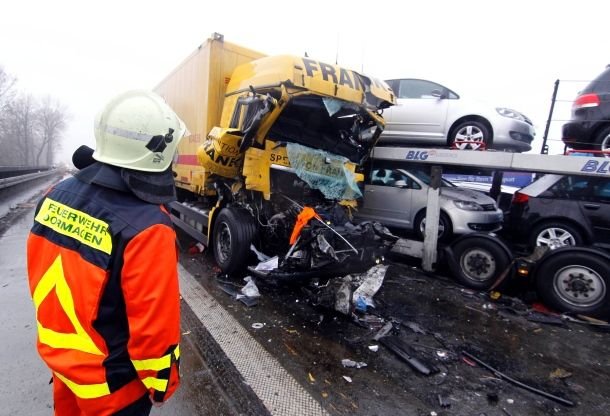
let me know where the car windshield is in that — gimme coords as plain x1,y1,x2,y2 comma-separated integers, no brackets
408,169,455,187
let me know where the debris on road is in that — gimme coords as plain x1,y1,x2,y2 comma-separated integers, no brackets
241,276,261,298
462,351,575,407
380,336,437,375
438,394,451,408
342,376,352,383
251,323,264,329
368,345,379,352
373,321,394,341
550,368,573,380
352,265,388,312
341,359,367,369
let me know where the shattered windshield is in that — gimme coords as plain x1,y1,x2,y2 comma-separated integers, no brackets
268,95,381,164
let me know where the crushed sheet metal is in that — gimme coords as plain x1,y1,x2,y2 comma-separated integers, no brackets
179,264,329,416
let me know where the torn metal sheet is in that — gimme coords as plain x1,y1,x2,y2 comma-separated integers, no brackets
286,142,362,200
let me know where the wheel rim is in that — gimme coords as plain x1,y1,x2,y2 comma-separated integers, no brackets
419,217,446,238
601,132,610,157
553,265,606,308
215,222,232,263
454,125,485,150
459,248,496,282
536,227,576,250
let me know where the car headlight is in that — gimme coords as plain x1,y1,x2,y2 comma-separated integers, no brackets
453,200,484,211
496,107,525,121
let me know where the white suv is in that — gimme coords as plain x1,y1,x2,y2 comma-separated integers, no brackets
380,78,535,152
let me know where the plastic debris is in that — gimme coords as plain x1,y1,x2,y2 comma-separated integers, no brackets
188,242,205,254
251,323,264,329
241,276,260,298
341,359,367,369
352,265,388,312
368,345,379,352
308,372,316,383
250,244,270,261
321,392,328,398
342,376,352,383
254,256,279,271
373,321,394,341
506,399,514,404
381,336,437,375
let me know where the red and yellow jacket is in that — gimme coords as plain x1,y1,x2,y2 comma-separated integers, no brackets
27,163,180,407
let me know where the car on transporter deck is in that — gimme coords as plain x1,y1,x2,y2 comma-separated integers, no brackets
379,78,535,152
355,166,503,242
506,173,610,250
562,65,610,153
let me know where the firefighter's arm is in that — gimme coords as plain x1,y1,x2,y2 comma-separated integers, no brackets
121,223,180,402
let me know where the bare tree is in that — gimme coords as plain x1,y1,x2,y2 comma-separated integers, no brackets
2,94,38,166
0,66,17,108
0,67,69,167
36,96,68,166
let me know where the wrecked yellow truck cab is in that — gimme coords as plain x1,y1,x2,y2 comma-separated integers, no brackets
157,34,397,280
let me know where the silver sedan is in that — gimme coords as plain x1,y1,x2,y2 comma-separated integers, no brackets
380,78,534,152
355,167,503,241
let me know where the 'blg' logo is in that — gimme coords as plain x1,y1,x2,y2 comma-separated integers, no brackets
406,150,429,160
581,160,610,174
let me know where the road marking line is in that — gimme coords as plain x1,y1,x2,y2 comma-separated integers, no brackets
179,264,329,416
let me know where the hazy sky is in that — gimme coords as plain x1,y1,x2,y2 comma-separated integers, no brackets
2,0,608,164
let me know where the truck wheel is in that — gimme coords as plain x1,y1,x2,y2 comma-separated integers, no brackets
451,236,511,290
536,251,610,318
212,207,257,275
450,120,490,150
415,211,453,242
530,221,583,250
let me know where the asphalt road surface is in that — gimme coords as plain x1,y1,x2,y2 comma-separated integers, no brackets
2,178,609,416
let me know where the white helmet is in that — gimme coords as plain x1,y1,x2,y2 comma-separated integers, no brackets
93,90,187,172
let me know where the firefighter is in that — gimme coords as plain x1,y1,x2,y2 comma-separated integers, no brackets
26,90,187,415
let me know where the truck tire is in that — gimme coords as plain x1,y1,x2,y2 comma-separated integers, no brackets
535,250,610,318
450,235,511,290
212,207,257,275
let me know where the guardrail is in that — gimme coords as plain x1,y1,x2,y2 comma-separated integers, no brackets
0,169,59,190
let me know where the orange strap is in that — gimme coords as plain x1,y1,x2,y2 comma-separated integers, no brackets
289,206,317,245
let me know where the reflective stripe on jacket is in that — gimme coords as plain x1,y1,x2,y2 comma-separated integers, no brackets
26,164,180,404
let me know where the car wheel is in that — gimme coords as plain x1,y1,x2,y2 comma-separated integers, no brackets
213,207,258,275
415,211,453,242
530,222,583,250
450,236,511,290
536,251,610,317
594,125,610,156
450,120,490,150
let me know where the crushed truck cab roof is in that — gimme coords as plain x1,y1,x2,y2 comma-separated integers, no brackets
226,55,395,110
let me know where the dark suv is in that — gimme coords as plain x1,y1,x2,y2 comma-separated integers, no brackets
507,174,610,250
562,65,610,152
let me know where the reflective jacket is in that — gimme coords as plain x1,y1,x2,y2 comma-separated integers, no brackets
27,163,180,405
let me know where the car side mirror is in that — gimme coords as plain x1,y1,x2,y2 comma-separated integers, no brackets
394,180,409,188
431,89,443,98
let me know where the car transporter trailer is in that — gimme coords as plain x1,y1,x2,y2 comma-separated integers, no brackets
372,146,610,318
